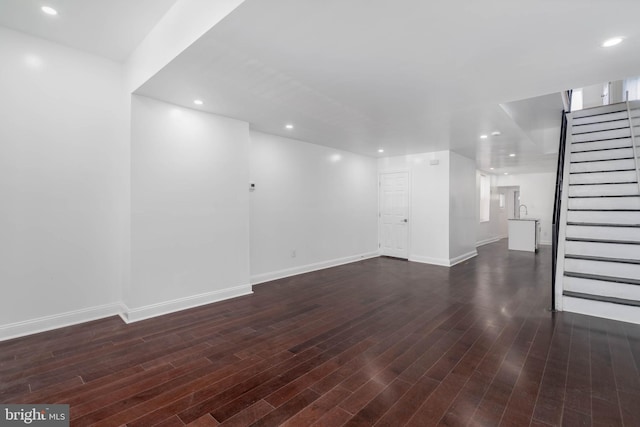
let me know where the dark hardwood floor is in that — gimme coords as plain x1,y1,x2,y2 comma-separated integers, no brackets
2,240,640,426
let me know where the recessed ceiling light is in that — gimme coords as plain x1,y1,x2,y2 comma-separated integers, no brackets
490,167,495,170
193,99,204,105
41,6,58,15
378,149,384,153
480,135,488,139
509,153,516,157
285,124,294,130
491,131,501,136
602,37,623,48
504,172,509,175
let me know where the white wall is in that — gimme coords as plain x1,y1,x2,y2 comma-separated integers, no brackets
129,95,251,321
497,172,556,244
497,186,519,236
0,27,127,338
379,151,451,265
250,132,378,283
476,173,505,245
449,152,477,263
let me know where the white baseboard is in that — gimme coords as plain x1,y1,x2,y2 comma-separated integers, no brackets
476,235,506,247
121,284,253,323
540,240,552,246
0,302,122,342
410,249,478,267
409,255,450,267
449,250,478,266
251,252,380,285
0,284,255,341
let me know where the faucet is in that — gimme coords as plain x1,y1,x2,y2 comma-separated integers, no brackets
519,204,528,217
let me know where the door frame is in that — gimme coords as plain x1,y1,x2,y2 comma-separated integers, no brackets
378,170,411,259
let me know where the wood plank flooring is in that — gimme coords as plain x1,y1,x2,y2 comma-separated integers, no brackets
2,240,640,426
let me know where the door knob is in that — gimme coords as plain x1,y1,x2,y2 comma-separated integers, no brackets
403,219,408,222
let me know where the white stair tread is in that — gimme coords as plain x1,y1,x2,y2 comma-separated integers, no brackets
566,237,640,244
564,275,640,301
572,103,628,119
572,119,630,135
570,137,632,152
570,158,636,173
565,254,640,264
566,224,640,241
564,259,640,282
568,196,640,210
567,221,640,227
571,147,634,162
564,239,640,259
568,183,639,197
569,170,637,185
573,112,629,126
572,128,631,143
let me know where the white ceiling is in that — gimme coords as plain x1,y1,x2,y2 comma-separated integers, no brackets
3,0,640,174
0,0,177,61
134,0,640,173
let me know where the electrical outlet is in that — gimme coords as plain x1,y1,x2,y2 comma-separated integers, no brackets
291,249,296,258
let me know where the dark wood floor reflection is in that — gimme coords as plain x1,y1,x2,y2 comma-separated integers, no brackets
2,240,639,426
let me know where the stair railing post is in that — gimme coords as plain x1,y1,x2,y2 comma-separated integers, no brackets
626,100,640,195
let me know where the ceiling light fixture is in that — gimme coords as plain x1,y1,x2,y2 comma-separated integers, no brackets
41,6,58,15
193,99,204,105
491,131,501,136
509,153,516,157
285,124,294,130
490,167,494,170
378,149,384,153
602,37,623,48
480,135,488,139
504,172,509,175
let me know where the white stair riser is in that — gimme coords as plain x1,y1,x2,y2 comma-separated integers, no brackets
570,159,635,173
571,138,632,152
573,112,628,126
567,210,640,224
569,170,637,184
564,240,640,259
565,258,640,281
562,297,640,325
572,128,631,143
572,119,630,134
571,148,634,162
568,196,640,210
568,183,639,197
566,225,640,241
573,104,628,120
564,276,640,300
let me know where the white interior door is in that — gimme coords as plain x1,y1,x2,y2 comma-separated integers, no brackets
379,172,409,259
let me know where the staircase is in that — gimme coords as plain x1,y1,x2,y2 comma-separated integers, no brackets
556,101,640,324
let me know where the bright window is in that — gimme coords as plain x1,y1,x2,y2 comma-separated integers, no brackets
571,88,583,111
624,76,640,101
479,174,490,222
